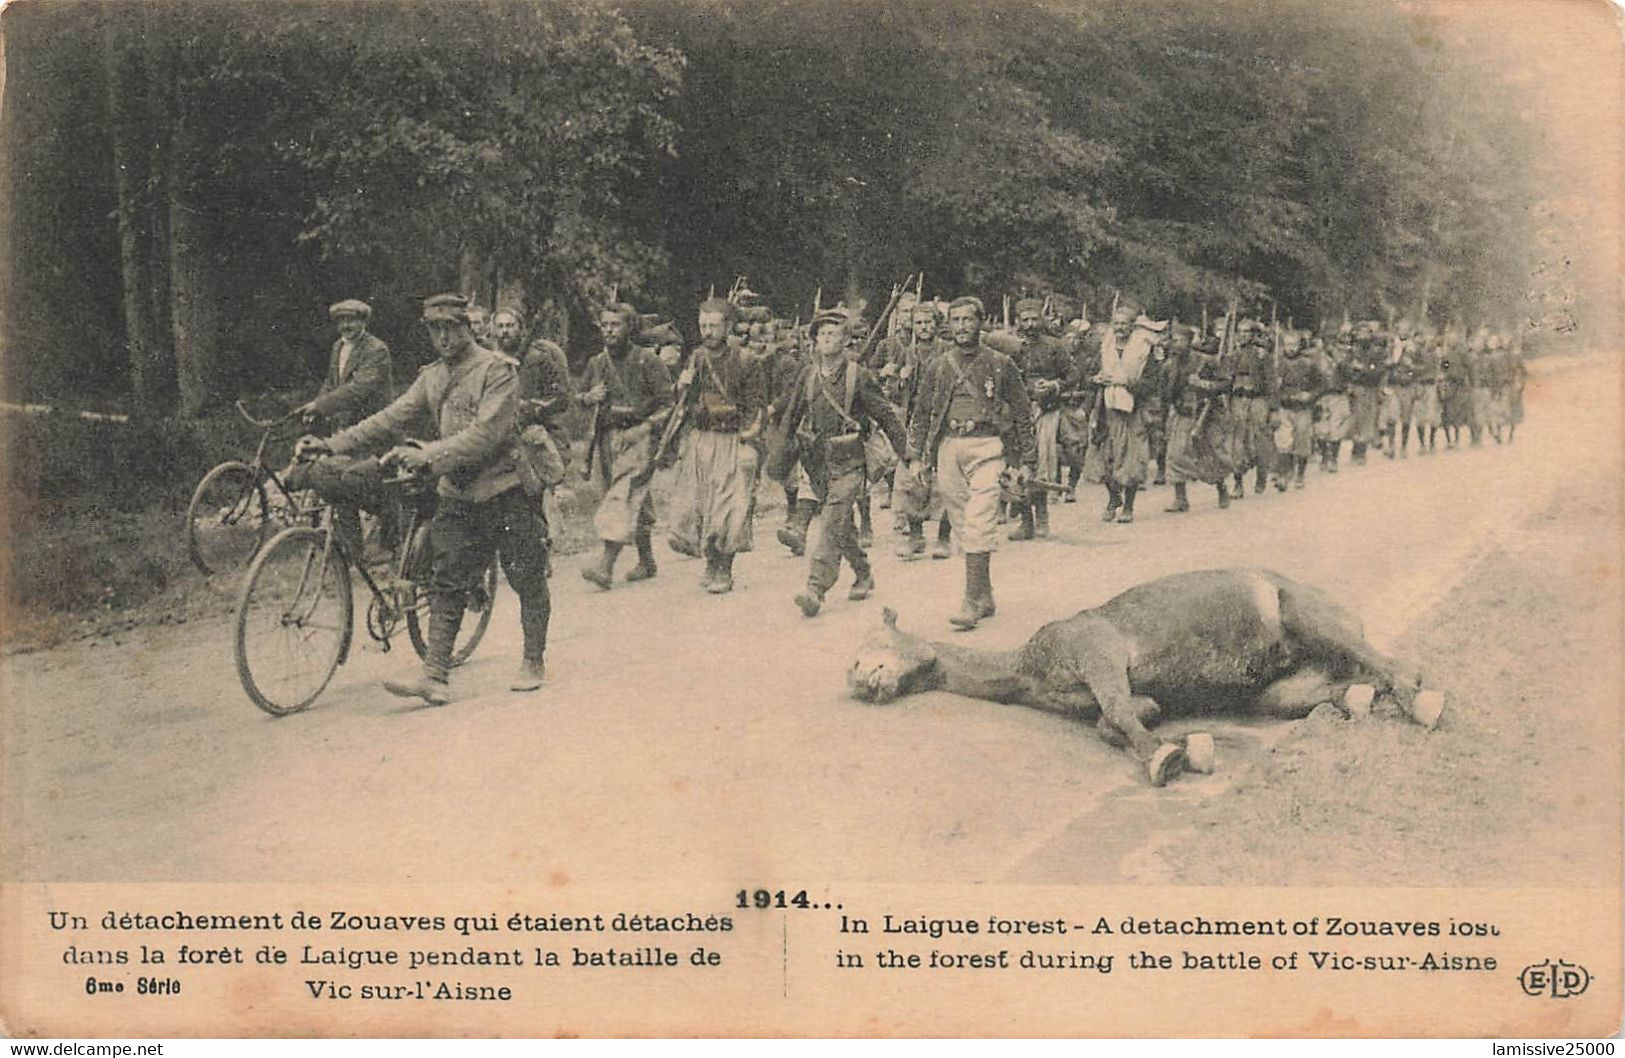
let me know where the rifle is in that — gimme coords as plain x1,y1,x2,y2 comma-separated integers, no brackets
631,373,691,489
859,275,913,369
580,399,605,481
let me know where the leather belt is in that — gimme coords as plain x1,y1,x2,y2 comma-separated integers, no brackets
947,418,1000,437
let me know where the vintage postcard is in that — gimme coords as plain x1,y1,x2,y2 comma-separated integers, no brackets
1,0,1620,1039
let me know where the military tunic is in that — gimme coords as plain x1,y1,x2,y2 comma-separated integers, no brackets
667,341,768,558
580,345,674,544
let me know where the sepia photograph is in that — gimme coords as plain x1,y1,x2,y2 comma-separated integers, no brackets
0,0,1620,1040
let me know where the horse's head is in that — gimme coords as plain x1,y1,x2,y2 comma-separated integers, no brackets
847,608,940,703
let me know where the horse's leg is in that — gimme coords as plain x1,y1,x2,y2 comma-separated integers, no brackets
1252,667,1350,719
1277,584,1426,705
1068,623,1185,785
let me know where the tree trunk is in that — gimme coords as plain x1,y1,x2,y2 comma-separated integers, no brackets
103,9,176,417
166,49,222,418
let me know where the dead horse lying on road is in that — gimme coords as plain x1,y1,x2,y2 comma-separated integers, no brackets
847,568,1446,786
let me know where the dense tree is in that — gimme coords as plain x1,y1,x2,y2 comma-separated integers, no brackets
0,0,1596,416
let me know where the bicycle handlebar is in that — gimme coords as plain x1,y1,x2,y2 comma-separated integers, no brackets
236,399,301,431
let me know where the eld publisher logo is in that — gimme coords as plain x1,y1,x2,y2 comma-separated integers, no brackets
1519,960,1592,998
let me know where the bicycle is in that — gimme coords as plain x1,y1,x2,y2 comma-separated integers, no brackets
185,400,311,577
233,454,498,716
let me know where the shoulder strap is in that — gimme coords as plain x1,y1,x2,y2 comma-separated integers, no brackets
844,360,858,416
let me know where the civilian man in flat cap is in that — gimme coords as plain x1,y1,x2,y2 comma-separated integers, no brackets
775,309,908,618
294,298,396,561
296,293,552,704
907,296,1035,630
578,302,674,589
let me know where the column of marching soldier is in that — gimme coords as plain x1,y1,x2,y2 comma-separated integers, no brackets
293,290,1530,706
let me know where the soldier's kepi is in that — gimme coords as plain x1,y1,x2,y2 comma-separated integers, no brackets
906,296,1036,631
305,292,553,702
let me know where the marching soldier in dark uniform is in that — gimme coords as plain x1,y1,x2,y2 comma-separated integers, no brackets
1273,330,1325,490
1345,321,1388,464
1411,331,1443,455
1380,320,1419,459
1226,318,1277,498
1315,325,1354,472
1438,329,1473,449
776,310,908,618
1007,297,1070,540
667,297,768,593
298,293,551,703
886,302,957,560
1163,325,1235,511
908,296,1036,630
578,303,674,589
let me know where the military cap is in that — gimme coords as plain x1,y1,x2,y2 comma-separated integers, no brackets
809,309,852,338
1015,297,1044,315
696,298,738,322
421,293,469,323
948,295,985,317
739,304,772,324
328,298,372,320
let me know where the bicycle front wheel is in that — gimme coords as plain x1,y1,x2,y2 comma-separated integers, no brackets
187,461,272,576
235,526,353,716
406,560,499,668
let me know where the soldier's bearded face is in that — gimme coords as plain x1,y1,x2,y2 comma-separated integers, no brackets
599,312,629,350
336,316,365,341
949,306,981,346
912,314,936,341
1017,308,1043,335
698,311,730,345
491,314,522,350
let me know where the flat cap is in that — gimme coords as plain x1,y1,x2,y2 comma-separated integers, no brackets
421,293,470,323
328,298,372,320
1015,297,1044,314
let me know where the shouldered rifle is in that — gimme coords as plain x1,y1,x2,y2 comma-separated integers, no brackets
580,399,604,480
1190,302,1237,442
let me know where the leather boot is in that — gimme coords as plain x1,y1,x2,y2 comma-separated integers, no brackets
1217,479,1231,508
857,497,874,549
1294,457,1307,488
1117,484,1138,523
949,552,994,630
1008,502,1035,540
932,519,953,560
847,561,875,601
581,541,622,591
1232,473,1246,499
794,587,823,617
1254,467,1267,494
385,601,458,705
1102,483,1122,522
625,531,658,581
1034,492,1050,537
1164,483,1190,513
707,552,735,594
895,520,926,559
777,499,816,557
511,599,549,691
1064,466,1081,502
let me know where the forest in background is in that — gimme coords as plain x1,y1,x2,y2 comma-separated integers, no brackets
0,0,1613,419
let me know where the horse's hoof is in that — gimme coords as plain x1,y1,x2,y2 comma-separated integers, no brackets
1410,689,1446,730
1343,684,1375,719
1147,743,1184,786
1184,733,1215,774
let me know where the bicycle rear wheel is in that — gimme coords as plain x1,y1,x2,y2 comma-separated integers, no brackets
187,461,272,576
406,561,499,668
236,526,353,716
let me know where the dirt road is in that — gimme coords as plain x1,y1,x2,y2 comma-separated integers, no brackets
4,359,1620,888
